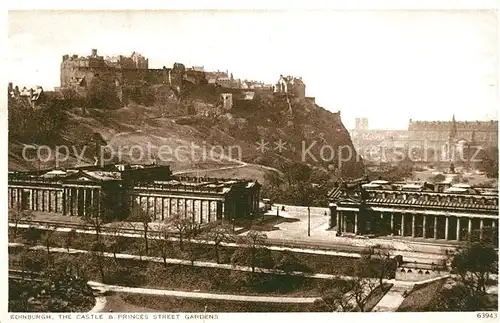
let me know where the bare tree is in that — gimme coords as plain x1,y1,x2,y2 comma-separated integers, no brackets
90,242,106,282
316,287,355,312
350,277,377,312
231,230,268,273
202,222,234,263
23,226,42,248
151,226,173,269
41,224,59,267
128,203,153,254
64,229,77,253
105,222,126,260
166,214,193,251
9,204,34,238
82,204,107,243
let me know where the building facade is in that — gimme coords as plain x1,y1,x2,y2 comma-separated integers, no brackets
328,179,498,242
274,75,306,99
408,116,498,152
8,164,261,223
60,49,179,99
349,116,498,162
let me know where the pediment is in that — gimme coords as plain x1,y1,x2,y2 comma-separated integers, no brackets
63,171,100,183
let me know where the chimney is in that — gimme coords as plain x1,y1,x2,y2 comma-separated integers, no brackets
91,49,98,57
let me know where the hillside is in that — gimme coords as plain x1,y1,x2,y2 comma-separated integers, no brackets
8,84,363,183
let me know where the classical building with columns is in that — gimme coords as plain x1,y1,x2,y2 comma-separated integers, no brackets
328,179,498,242
8,163,260,223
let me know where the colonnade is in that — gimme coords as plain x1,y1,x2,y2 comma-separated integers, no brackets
336,209,498,241
8,185,100,217
131,194,224,223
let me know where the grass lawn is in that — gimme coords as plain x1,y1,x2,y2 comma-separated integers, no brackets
397,279,445,312
9,247,350,297
116,292,317,312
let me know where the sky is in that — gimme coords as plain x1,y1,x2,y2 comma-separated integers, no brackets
7,10,499,129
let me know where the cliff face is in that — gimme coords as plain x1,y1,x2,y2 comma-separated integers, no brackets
202,93,364,178
8,87,363,179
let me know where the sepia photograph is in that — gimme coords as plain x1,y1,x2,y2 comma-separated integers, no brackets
4,5,499,320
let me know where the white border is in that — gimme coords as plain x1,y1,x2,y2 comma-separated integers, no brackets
1,1,499,323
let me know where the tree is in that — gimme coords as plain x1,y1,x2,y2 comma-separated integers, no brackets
9,205,34,238
350,277,377,312
86,76,121,110
202,222,234,263
264,171,284,190
432,280,492,311
65,229,77,253
166,214,193,251
19,250,44,280
23,226,42,248
151,226,174,268
274,249,311,274
231,230,269,273
451,232,498,294
40,224,59,266
90,242,106,282
107,223,126,260
433,174,446,182
315,286,355,312
184,225,201,266
82,204,107,243
358,250,395,286
128,203,153,254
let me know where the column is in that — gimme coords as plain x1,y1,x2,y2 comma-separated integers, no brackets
193,200,197,222
217,201,222,221
456,217,461,241
71,188,75,216
444,216,449,240
169,198,172,218
83,189,87,217
400,213,405,236
161,198,165,220
433,216,438,239
153,197,157,220
90,189,94,215
390,213,394,236
336,210,341,232
354,212,358,235
184,199,188,218
200,200,204,223
411,214,416,237
62,188,66,215
493,220,496,228
468,218,472,236
480,218,484,240
146,196,150,217
41,190,45,212
422,215,427,238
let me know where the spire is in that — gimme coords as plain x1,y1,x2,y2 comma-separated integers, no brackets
450,114,457,139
